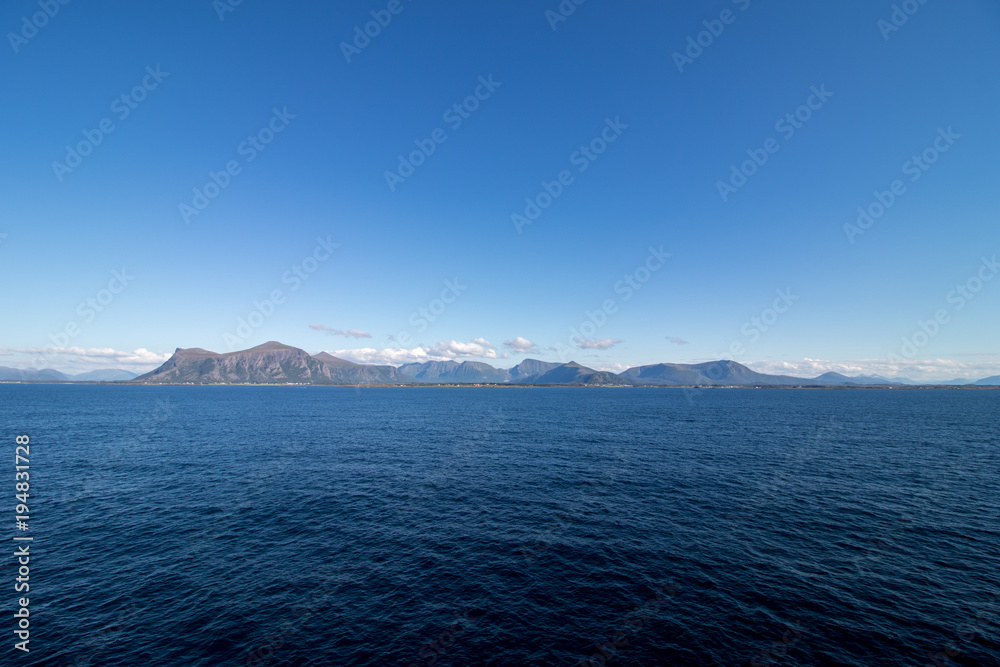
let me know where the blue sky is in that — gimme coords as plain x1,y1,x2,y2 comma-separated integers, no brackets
1,0,998,381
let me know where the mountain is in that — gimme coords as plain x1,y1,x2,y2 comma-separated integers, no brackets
856,374,909,385
132,342,407,385
0,366,71,382
811,372,905,386
619,360,804,386
72,369,139,382
398,360,510,383
0,367,142,382
311,352,405,384
974,375,1000,386
126,341,1000,387
395,359,623,384
135,343,409,384
812,372,861,385
134,342,315,384
508,359,561,381
532,361,624,385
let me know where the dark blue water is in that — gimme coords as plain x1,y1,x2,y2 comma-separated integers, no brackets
2,386,998,666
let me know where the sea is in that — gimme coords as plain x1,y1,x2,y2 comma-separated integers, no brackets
1,385,998,666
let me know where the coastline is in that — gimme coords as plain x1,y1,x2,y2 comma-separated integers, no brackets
2,382,997,390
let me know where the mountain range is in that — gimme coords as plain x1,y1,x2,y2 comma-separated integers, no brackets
107,342,1000,387
0,367,138,382
3,342,997,386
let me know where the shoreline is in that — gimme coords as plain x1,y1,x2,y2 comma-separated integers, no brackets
2,382,998,390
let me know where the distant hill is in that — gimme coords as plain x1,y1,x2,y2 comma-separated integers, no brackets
531,361,623,385
398,360,509,383
311,352,404,384
812,372,905,386
0,367,139,382
0,366,70,382
974,375,1000,386
72,369,139,382
620,360,803,386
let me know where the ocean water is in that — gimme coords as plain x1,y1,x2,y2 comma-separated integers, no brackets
2,385,998,666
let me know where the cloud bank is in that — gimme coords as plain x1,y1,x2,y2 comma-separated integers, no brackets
309,324,372,339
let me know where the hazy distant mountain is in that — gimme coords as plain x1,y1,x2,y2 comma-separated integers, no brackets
72,369,139,382
311,352,405,384
398,360,510,383
0,366,70,382
974,375,1000,386
812,372,905,386
811,372,860,385
397,358,621,384
859,374,909,385
532,361,624,385
0,367,141,382
619,360,804,386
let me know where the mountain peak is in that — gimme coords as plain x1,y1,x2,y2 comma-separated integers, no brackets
312,352,359,367
246,341,300,352
174,347,217,357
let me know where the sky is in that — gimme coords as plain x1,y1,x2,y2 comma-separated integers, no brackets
1,0,999,382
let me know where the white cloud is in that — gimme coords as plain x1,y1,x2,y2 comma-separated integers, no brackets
574,338,622,350
331,338,498,366
504,337,538,353
666,337,689,345
330,347,436,365
309,324,372,339
590,361,632,373
0,346,171,373
428,339,497,359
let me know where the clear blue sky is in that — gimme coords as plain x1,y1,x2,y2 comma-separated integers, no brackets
1,0,998,381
